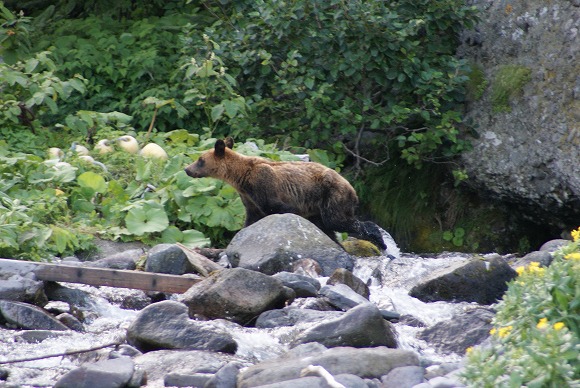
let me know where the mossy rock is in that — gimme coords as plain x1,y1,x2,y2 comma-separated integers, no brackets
341,239,381,257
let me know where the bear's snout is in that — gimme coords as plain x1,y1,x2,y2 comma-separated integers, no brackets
184,167,197,178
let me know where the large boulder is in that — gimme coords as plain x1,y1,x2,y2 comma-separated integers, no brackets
180,268,295,325
54,358,143,388
225,214,354,276
458,0,580,227
290,303,398,349
417,307,495,355
237,346,420,387
126,300,237,353
0,300,69,331
409,255,517,304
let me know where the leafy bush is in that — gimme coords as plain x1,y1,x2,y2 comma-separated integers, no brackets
462,229,580,387
193,0,478,166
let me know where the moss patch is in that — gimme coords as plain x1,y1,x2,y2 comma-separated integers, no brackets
491,64,531,113
466,63,488,101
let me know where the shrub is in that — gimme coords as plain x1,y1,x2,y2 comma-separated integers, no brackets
461,228,580,387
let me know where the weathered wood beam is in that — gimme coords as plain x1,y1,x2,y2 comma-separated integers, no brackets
0,259,202,294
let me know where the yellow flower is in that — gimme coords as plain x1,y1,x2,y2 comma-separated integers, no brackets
553,322,565,331
537,318,549,330
55,189,65,196
565,253,580,261
529,261,540,268
498,325,513,338
515,266,525,275
528,266,545,275
571,227,580,242
466,346,473,354
489,328,497,336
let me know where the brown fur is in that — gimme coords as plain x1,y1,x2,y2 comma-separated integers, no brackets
184,138,386,250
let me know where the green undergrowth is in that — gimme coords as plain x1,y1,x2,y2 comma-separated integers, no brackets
462,230,580,387
0,132,307,261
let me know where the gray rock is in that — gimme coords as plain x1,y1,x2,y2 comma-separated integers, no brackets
458,0,580,227
164,372,213,387
225,214,354,276
0,274,46,304
319,283,369,311
381,365,425,388
77,237,148,261
44,282,94,309
56,313,84,332
291,302,397,349
511,250,553,269
418,308,495,355
15,330,69,343
238,346,419,387
85,248,142,270
145,243,192,275
181,268,295,325
539,239,570,253
0,300,69,331
134,349,247,387
126,300,237,353
273,271,321,298
54,357,138,388
255,307,343,328
205,361,244,388
428,375,465,388
409,255,516,304
327,268,370,299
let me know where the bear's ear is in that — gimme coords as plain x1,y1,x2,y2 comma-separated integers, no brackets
224,137,234,149
214,139,226,158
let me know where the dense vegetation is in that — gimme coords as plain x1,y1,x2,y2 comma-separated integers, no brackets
0,0,481,258
462,230,580,387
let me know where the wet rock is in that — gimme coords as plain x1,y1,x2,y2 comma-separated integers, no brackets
291,302,397,349
56,313,84,332
44,282,94,309
164,372,213,387
134,349,248,386
205,361,244,388
255,307,343,328
0,300,69,331
225,214,354,276
290,297,337,311
418,307,495,354
14,330,69,343
272,271,321,298
145,243,192,275
181,268,295,325
327,268,370,299
409,255,516,304
238,346,420,387
85,248,142,270
54,357,138,388
381,365,425,388
126,300,237,353
0,274,46,305
319,283,369,311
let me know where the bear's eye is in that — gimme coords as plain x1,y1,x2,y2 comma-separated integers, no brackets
197,158,205,167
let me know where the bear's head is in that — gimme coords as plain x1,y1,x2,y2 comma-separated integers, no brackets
184,137,234,178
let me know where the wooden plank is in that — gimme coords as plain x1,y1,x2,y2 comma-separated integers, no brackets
0,259,202,294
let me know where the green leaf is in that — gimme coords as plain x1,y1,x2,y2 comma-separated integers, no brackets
78,171,108,193
211,104,225,122
124,201,169,235
181,229,210,248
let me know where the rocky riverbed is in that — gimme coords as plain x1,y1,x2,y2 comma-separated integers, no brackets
0,214,566,388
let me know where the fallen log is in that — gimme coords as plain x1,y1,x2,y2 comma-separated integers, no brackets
0,258,202,294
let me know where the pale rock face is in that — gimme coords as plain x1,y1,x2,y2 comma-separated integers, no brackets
458,0,580,226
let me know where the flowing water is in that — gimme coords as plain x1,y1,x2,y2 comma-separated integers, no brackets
0,249,476,386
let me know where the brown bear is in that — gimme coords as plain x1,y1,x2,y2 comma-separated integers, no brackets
184,138,387,251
